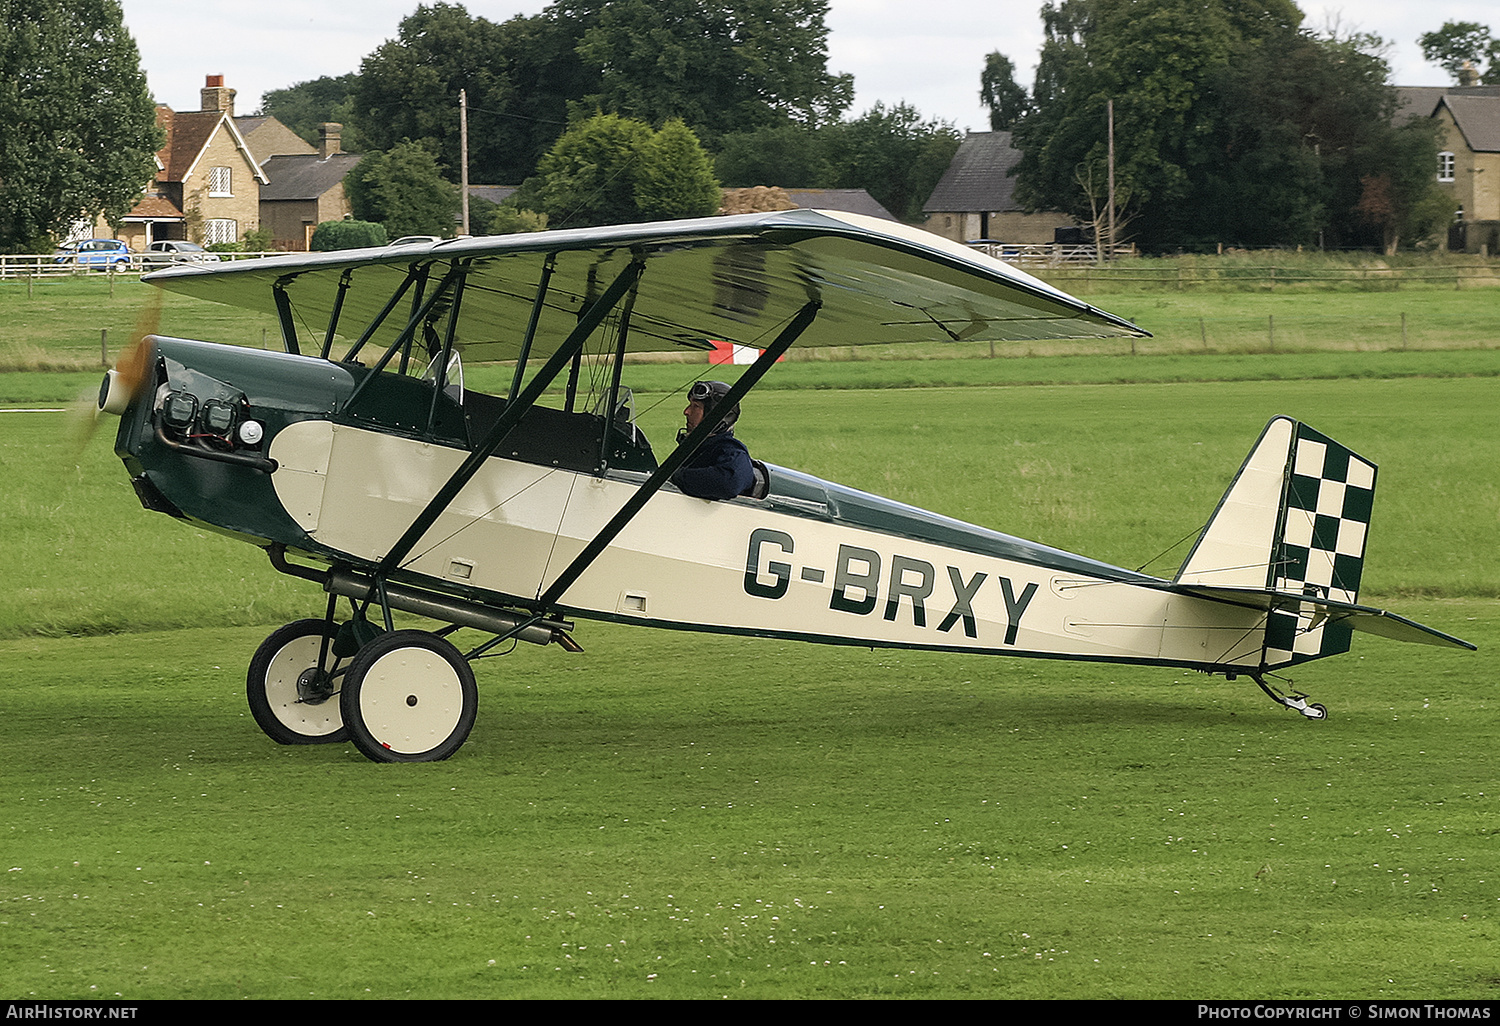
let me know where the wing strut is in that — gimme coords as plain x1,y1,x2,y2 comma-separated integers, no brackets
343,264,462,413
426,260,471,435
372,257,648,582
508,255,556,404
596,272,642,470
536,299,822,611
342,266,420,364
273,279,299,355
319,269,354,360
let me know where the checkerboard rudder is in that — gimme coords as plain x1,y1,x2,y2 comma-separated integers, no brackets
1262,422,1378,669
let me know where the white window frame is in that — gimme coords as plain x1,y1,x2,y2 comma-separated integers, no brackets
1438,152,1455,183
204,219,238,245
209,166,233,197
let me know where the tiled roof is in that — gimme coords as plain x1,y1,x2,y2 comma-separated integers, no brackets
259,153,362,201
922,132,1022,214
122,195,185,219
781,188,896,220
1395,85,1500,147
1441,94,1500,152
468,185,518,205
159,110,224,181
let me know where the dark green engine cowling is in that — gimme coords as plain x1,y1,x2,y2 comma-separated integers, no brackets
113,336,354,550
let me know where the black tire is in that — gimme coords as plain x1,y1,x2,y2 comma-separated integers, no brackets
340,630,478,763
247,619,348,745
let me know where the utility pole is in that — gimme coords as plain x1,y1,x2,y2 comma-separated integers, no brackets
459,88,470,236
1107,98,1115,263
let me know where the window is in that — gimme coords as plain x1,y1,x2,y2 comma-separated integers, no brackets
204,219,237,245
209,166,232,196
1438,152,1455,183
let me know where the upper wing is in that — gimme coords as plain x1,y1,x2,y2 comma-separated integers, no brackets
143,209,1146,362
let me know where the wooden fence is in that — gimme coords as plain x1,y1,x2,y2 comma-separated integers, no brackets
0,251,276,279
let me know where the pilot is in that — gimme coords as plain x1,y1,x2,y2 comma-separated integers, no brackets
672,380,755,500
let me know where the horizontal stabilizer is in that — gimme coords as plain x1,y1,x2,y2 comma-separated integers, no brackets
1173,584,1476,652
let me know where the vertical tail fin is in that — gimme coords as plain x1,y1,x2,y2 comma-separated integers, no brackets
1175,417,1378,667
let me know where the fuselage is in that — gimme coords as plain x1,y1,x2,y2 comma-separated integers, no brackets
117,336,1269,673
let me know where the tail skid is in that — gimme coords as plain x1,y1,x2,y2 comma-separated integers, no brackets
1170,417,1473,716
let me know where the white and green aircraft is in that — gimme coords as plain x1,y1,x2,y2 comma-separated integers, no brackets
96,210,1473,762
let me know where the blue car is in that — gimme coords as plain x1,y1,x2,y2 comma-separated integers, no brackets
53,238,133,268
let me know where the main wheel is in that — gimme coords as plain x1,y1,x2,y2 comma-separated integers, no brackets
340,630,478,763
247,619,348,745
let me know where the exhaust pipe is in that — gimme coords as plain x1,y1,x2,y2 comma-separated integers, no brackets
326,568,576,649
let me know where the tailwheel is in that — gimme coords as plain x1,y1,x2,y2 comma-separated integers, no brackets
247,619,348,745
1251,673,1328,721
340,630,478,763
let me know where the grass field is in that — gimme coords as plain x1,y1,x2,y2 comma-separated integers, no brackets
2,349,1495,997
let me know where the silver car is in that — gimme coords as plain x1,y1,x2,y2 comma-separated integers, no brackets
141,240,221,265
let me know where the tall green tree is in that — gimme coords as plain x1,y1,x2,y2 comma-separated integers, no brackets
1417,21,1500,85
0,0,162,250
1014,0,1445,251
1015,0,1304,250
574,0,853,146
353,3,596,186
980,52,1031,131
1202,27,1448,251
345,141,461,239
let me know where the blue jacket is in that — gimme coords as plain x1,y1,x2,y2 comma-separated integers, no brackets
672,430,754,500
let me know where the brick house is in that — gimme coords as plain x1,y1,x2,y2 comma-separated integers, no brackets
116,76,270,250
1398,76,1500,254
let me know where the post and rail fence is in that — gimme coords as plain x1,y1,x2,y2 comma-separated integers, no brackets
0,251,277,280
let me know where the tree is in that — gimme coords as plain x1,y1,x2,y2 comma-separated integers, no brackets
574,0,853,146
258,74,372,153
345,141,461,239
530,113,718,228
0,0,162,250
1203,27,1447,251
1014,0,1305,250
1013,0,1446,251
633,119,721,221
823,103,962,222
353,3,597,186
1418,21,1500,84
715,124,832,188
532,113,654,228
980,52,1031,131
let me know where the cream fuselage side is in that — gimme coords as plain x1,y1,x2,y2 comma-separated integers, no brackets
269,420,1267,670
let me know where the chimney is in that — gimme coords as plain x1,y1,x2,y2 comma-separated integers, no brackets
201,75,236,117
318,123,343,159
1459,61,1481,88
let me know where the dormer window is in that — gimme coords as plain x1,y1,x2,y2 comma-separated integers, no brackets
1438,152,1455,183
209,166,233,196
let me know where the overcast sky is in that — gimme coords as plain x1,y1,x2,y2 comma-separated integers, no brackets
121,0,1494,134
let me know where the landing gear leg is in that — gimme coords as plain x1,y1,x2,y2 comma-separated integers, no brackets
1251,673,1328,720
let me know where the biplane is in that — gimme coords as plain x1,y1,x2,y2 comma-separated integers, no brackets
95,209,1473,762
